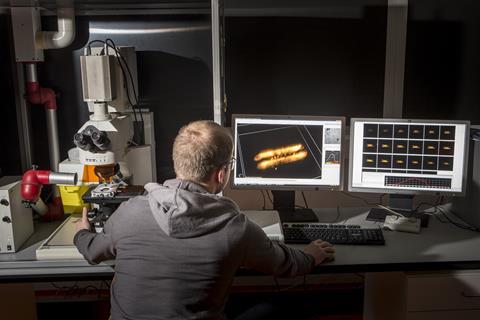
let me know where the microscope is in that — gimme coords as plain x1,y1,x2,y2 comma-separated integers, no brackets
58,44,155,232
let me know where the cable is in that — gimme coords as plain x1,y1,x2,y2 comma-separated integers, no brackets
379,193,387,205
301,191,309,209
105,39,140,118
265,190,273,206
106,39,144,124
436,206,480,232
376,204,406,217
88,39,139,123
413,196,442,213
87,39,143,142
432,207,448,224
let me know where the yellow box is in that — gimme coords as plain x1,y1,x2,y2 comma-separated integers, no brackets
59,185,90,214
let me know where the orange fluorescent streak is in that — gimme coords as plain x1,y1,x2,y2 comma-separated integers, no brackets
256,150,308,170
254,144,304,162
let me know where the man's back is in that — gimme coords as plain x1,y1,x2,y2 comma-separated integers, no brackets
75,179,314,320
110,196,247,319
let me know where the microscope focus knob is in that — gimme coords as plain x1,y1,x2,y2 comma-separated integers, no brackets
87,209,98,219
2,216,11,223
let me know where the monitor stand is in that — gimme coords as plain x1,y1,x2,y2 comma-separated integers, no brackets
366,194,430,227
271,190,319,223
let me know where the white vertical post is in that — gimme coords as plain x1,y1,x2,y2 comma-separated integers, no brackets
211,0,224,125
383,0,409,119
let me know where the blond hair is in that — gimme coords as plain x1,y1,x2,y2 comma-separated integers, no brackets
173,120,233,182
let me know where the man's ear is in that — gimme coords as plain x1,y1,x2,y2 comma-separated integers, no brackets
216,166,226,184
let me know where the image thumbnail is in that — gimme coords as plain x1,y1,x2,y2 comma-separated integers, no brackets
236,124,323,179
325,151,341,165
325,128,341,144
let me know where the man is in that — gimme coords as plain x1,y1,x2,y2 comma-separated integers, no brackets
74,120,335,320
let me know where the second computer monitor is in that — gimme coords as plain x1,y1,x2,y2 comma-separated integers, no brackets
349,118,470,195
232,114,345,190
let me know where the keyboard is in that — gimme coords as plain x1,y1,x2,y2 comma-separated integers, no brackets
282,223,385,245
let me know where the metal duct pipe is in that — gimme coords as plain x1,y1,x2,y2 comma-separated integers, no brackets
36,6,75,49
49,171,77,185
24,63,62,197
46,109,60,172
25,63,37,82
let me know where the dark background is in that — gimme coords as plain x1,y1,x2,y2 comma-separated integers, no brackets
2,0,480,181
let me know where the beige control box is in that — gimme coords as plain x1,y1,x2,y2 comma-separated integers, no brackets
0,177,34,253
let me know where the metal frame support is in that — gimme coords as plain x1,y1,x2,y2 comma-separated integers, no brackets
211,0,225,125
383,0,408,119
13,63,34,171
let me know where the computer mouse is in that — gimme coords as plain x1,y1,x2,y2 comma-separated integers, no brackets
383,215,421,233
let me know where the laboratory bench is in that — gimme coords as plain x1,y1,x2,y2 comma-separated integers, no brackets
1,206,480,320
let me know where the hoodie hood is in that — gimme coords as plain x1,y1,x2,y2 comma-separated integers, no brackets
144,179,241,238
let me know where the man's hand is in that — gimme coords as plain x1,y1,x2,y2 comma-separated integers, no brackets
303,240,335,265
75,207,91,233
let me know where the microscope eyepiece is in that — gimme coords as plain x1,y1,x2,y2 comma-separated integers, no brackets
91,131,111,150
73,133,94,151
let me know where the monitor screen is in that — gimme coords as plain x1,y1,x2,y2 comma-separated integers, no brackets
232,115,344,190
349,119,470,194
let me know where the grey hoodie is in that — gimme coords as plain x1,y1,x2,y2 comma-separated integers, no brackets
74,179,314,320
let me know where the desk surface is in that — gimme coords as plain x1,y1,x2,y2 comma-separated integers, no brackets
1,206,480,281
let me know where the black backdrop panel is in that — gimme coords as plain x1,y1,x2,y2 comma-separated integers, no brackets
225,8,387,126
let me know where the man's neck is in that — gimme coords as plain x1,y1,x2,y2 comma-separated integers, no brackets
176,176,217,194
197,181,217,194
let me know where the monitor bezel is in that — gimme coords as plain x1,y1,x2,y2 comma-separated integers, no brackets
348,118,470,196
231,114,346,191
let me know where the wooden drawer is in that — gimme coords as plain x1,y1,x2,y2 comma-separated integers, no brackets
407,272,480,312
407,309,480,320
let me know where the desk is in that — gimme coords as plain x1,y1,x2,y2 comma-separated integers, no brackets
0,219,114,281
1,207,480,320
1,206,480,281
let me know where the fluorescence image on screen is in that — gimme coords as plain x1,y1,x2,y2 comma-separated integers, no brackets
361,123,456,175
351,119,468,193
236,124,323,179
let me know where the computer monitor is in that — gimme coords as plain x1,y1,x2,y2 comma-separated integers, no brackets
349,118,470,220
232,114,345,222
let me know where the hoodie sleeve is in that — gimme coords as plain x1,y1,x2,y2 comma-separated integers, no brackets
73,209,117,265
242,221,315,277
